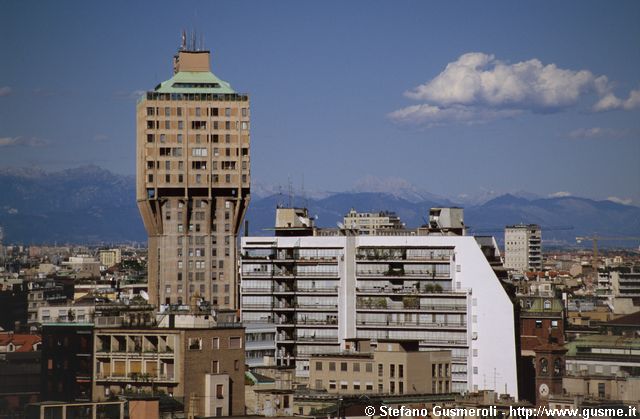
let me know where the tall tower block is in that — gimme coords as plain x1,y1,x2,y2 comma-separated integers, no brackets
137,41,250,309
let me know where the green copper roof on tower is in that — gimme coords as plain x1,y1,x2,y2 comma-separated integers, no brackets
154,71,236,94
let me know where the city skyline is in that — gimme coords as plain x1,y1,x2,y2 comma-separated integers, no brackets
1,1,639,205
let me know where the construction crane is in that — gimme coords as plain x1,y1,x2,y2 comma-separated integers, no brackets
575,235,640,281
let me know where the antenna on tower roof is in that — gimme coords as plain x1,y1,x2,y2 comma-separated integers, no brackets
181,30,186,50
288,176,294,208
301,174,309,209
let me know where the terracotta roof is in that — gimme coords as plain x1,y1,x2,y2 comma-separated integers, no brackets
0,333,41,352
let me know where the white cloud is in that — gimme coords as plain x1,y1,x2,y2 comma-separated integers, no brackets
0,136,50,148
549,191,572,198
607,196,633,205
0,86,11,97
567,127,630,140
405,53,602,109
593,88,640,111
390,52,639,126
388,104,520,126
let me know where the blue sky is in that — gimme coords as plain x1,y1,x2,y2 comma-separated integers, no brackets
1,1,639,204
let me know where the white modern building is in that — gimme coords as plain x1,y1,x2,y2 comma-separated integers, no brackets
504,224,542,273
240,234,519,397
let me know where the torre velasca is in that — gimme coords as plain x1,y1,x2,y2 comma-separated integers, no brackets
137,41,250,309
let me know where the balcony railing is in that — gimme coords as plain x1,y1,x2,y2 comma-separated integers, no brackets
241,287,276,293
421,338,468,346
295,271,339,277
242,304,273,310
295,304,338,310
356,271,450,278
357,321,467,328
297,287,339,293
95,373,176,382
356,302,466,311
356,287,454,295
356,253,451,262
241,286,338,294
242,270,273,277
294,336,338,342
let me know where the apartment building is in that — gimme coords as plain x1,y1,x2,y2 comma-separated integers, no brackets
309,339,451,395
611,265,640,298
40,301,246,417
91,308,246,417
137,38,250,308
93,326,245,417
99,249,122,268
343,209,404,235
26,279,73,326
240,233,519,396
25,401,125,419
245,366,295,417
0,333,42,412
245,323,277,367
41,323,95,402
563,334,640,408
504,224,542,273
61,255,101,278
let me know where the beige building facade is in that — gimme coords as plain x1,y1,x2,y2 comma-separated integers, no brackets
309,340,451,395
99,249,121,268
343,209,404,235
136,46,250,308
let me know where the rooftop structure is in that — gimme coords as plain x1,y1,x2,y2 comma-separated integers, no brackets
427,207,466,236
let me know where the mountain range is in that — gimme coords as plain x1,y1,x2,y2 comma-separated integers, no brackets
1,166,639,248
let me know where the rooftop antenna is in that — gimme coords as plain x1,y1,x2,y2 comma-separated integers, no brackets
288,176,294,208
181,30,186,50
301,174,309,209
